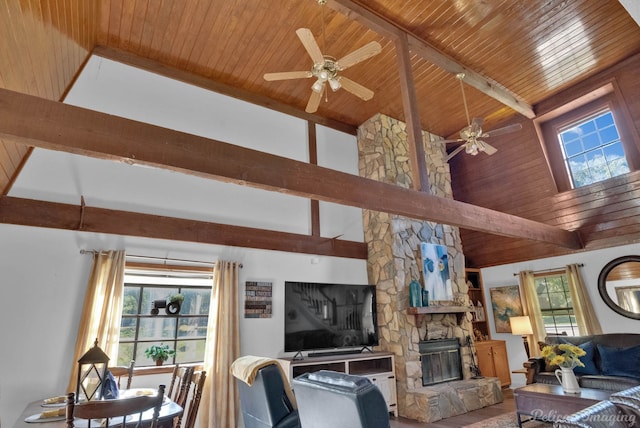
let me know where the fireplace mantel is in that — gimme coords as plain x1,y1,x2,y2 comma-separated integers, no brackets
406,305,471,324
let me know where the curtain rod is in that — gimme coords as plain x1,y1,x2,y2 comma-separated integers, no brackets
513,263,583,276
80,250,243,268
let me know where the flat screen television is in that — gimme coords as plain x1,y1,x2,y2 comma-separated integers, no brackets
284,281,379,354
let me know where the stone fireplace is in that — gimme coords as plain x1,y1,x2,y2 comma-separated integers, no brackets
357,114,502,423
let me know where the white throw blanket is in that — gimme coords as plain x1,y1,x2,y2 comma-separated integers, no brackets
230,355,297,408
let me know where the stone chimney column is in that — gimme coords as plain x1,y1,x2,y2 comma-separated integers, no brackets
358,114,474,418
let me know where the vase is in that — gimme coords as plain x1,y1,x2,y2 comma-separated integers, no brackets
409,280,422,307
555,367,580,393
422,289,429,307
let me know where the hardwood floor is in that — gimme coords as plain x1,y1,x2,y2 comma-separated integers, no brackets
390,389,516,427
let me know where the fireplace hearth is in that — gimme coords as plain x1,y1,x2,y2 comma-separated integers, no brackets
419,338,462,386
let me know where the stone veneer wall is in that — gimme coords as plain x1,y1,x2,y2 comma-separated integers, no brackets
358,113,476,419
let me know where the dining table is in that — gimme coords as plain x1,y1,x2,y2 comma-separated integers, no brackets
13,389,183,428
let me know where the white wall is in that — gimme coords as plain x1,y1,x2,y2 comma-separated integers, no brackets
481,242,640,388
0,56,366,427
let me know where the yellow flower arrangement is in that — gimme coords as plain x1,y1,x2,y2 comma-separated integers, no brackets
541,343,586,369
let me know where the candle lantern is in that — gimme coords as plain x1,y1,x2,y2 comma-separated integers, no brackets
76,338,110,402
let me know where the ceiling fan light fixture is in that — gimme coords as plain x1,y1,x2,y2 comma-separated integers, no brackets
311,79,324,93
328,78,341,91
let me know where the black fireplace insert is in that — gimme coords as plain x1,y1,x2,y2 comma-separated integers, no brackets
419,338,462,386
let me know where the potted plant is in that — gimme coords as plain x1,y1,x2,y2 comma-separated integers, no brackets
166,293,184,315
144,344,175,366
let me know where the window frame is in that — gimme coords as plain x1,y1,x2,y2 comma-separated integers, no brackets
534,271,580,337
118,263,213,368
537,83,640,192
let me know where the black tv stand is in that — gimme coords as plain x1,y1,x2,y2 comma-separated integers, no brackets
308,349,363,358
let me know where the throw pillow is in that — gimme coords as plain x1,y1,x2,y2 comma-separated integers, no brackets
570,341,598,375
598,344,640,380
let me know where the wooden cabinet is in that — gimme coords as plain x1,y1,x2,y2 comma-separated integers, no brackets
277,352,398,416
466,268,490,341
474,340,511,387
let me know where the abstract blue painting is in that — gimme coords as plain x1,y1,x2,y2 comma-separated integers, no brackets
420,242,453,301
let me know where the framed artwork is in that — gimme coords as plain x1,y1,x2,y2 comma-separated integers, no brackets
490,285,524,333
244,281,273,318
420,242,453,301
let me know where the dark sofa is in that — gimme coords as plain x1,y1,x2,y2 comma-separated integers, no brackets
523,333,640,392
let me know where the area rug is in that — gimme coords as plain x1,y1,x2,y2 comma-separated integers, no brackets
462,413,550,428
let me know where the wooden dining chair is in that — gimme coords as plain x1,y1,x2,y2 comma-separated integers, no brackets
109,360,135,390
65,384,165,428
180,370,207,428
168,365,194,410
167,364,182,399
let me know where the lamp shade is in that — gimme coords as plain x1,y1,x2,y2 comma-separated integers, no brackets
510,316,533,335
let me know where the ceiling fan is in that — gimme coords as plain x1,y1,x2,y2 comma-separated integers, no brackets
443,73,522,161
263,27,381,113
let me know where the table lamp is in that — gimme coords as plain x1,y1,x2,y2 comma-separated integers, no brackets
510,316,533,358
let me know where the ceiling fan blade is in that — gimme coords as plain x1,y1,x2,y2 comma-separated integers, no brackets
483,123,523,138
263,71,313,81
296,28,325,65
442,138,465,144
336,41,382,70
470,117,484,133
446,144,467,161
305,86,324,113
339,77,374,101
478,140,498,155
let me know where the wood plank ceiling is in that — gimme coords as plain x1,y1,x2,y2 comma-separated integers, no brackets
1,0,640,265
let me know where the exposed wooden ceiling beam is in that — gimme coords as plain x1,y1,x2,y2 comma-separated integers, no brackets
395,33,429,192
326,0,536,119
0,88,581,249
0,197,367,259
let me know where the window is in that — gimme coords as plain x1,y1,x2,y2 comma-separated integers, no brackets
535,272,579,336
558,109,629,188
538,83,640,192
117,266,212,367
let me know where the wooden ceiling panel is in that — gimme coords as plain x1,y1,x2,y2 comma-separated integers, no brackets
2,0,640,261
0,0,98,195
88,0,640,139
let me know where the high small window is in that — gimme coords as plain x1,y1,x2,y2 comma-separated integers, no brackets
538,84,640,192
558,109,629,188
535,272,579,336
117,266,212,367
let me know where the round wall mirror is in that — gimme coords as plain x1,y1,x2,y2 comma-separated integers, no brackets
598,255,640,320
